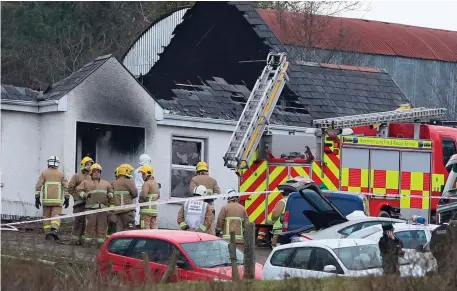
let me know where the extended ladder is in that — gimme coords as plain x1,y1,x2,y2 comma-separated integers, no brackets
313,107,447,130
223,52,289,169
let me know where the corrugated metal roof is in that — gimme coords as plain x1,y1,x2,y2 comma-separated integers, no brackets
257,8,457,62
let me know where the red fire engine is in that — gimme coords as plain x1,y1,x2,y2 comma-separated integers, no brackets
222,52,457,238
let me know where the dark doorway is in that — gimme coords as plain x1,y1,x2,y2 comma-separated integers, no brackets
75,122,145,179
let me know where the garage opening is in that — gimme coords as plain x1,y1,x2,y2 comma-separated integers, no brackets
76,122,145,179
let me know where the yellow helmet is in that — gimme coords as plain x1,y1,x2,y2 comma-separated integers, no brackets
118,163,134,178
139,165,154,177
80,156,94,171
89,163,102,174
196,161,208,172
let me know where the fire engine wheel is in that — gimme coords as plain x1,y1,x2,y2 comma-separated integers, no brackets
378,211,391,218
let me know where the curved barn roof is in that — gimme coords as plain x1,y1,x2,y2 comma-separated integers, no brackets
257,8,457,62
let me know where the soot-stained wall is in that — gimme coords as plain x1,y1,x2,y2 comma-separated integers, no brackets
140,1,271,101
64,57,159,186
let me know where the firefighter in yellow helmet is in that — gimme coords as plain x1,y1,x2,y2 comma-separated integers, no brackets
139,165,160,229
108,164,138,235
76,163,114,247
68,156,94,245
189,161,221,235
35,156,69,241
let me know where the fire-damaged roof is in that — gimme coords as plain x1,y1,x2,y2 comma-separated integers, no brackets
140,1,410,127
1,84,43,101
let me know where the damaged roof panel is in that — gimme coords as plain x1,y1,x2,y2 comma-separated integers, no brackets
1,84,42,101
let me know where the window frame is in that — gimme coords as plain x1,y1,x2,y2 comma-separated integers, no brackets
170,136,206,198
395,230,428,249
442,138,456,169
288,247,314,270
269,248,296,267
107,238,135,256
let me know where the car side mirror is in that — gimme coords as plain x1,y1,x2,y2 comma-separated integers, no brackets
177,259,192,270
323,265,337,273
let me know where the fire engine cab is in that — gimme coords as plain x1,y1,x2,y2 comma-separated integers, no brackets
222,53,457,238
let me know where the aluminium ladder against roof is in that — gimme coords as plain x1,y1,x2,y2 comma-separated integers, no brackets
223,52,289,169
312,107,448,130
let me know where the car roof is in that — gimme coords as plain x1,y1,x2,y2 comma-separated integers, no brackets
274,238,377,251
348,223,439,239
109,229,220,244
312,217,403,232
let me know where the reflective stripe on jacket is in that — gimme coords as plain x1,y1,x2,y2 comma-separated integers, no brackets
272,197,288,233
183,200,208,232
139,178,160,215
112,176,138,212
35,168,69,206
217,202,247,243
76,179,114,209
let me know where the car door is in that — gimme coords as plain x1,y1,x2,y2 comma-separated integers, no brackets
125,238,184,283
307,247,343,277
395,230,429,267
103,237,136,281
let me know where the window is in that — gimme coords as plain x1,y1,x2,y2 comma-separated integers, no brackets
360,221,382,229
334,245,382,271
308,248,341,273
289,247,313,269
395,230,428,249
129,239,181,265
442,138,456,169
304,190,334,212
338,223,361,236
107,238,134,256
171,137,205,198
269,248,295,267
180,240,243,268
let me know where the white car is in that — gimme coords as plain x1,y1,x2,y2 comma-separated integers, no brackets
262,239,426,280
347,222,439,270
288,215,404,243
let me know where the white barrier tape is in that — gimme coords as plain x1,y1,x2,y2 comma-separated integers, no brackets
0,190,280,227
2,189,456,228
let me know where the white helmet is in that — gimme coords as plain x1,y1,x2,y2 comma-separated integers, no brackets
139,154,151,166
227,188,238,201
47,156,60,168
193,185,208,196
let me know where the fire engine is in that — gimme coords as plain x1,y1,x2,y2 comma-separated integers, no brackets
223,52,457,236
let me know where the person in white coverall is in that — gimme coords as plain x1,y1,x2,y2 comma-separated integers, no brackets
133,154,152,227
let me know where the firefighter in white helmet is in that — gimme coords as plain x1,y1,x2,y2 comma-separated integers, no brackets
68,156,94,245
216,188,248,250
133,154,152,227
35,156,70,241
177,185,212,233
189,161,221,235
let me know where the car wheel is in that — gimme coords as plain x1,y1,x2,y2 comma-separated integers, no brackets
378,211,391,218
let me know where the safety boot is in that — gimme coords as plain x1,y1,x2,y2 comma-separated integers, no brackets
50,228,60,240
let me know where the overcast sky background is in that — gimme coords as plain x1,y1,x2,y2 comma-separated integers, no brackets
340,1,457,31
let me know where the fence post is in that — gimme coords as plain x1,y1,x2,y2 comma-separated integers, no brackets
229,231,240,281
243,221,255,280
160,248,179,284
142,252,151,284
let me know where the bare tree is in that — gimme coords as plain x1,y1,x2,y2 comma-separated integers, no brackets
254,1,371,64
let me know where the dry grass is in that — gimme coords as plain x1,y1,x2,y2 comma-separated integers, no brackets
2,253,457,291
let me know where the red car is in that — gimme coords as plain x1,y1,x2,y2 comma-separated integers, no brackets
97,229,263,284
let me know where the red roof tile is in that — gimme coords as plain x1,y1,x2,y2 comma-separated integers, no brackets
257,8,457,62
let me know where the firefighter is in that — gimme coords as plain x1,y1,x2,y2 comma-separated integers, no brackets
35,156,70,241
108,164,138,235
378,223,404,275
189,161,221,235
270,188,292,248
76,163,114,247
68,156,94,245
429,212,457,276
178,185,212,233
216,188,247,251
139,165,160,229
133,154,152,227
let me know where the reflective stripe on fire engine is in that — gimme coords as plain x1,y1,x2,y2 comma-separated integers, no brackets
341,168,369,192
370,169,400,195
400,172,431,210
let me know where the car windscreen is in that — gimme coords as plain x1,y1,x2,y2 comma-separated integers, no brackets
180,240,244,268
333,245,409,271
